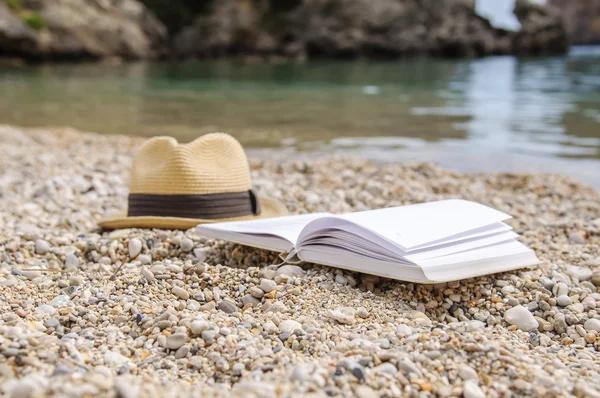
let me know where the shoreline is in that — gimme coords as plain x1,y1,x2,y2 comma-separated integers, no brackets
1,125,599,397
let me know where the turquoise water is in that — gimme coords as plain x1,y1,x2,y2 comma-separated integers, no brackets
1,47,599,188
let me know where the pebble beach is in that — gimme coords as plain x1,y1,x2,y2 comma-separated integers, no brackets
1,125,600,397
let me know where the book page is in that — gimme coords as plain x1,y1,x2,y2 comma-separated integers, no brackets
196,213,331,245
337,199,511,250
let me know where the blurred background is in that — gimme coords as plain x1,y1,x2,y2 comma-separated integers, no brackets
0,0,599,188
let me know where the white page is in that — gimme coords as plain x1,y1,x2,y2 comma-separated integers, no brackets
404,231,519,261
336,199,511,250
196,213,330,245
410,222,512,251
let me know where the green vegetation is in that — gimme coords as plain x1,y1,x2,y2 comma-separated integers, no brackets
6,0,23,11
23,13,47,30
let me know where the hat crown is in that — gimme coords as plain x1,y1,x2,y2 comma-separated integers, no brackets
130,133,252,195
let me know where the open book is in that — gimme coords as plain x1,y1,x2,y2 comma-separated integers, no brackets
195,200,539,283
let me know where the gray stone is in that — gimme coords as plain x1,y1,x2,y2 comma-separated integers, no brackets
279,320,302,334
172,285,189,300
166,333,188,350
217,300,238,314
557,295,573,307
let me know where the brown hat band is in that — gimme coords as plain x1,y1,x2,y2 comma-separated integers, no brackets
127,190,261,219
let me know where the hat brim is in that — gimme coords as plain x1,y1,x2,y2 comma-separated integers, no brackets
98,196,288,230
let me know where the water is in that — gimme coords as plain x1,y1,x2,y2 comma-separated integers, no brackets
1,46,599,189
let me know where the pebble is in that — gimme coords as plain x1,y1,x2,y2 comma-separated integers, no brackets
553,283,569,297
279,320,302,333
172,285,189,300
180,237,194,252
138,254,151,265
459,365,479,381
64,254,79,270
260,279,277,293
128,238,142,258
328,307,356,324
557,295,573,307
166,333,188,350
584,319,600,332
140,267,155,282
35,239,50,255
276,265,305,277
241,294,260,307
217,301,238,314
463,380,485,398
592,271,600,287
504,306,539,332
249,286,264,298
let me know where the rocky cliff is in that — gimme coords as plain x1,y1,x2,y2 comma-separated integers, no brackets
172,0,568,59
0,0,568,61
0,0,167,60
549,0,600,45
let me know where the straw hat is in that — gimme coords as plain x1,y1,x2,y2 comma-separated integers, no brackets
98,133,288,230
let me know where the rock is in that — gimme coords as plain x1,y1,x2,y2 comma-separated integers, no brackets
355,386,379,398
180,237,194,252
174,345,190,359
0,0,167,60
141,267,155,283
504,305,539,332
193,247,212,261
328,307,356,325
37,304,56,316
549,0,600,45
217,300,238,314
241,294,260,307
166,333,188,350
557,295,573,307
459,365,479,381
372,363,397,375
276,265,305,277
568,231,586,244
172,0,567,60
69,275,84,286
290,363,311,383
128,238,142,258
592,271,600,286
6,378,41,398
584,319,600,332
190,320,210,335
463,380,485,398
64,254,79,270
249,286,264,299
279,320,302,334
35,239,50,255
104,350,130,367
114,379,138,398
259,279,277,293
172,285,189,300
357,308,370,318
22,267,42,280
396,324,413,336
552,282,569,297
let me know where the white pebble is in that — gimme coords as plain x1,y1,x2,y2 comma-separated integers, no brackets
279,320,302,334
35,239,50,255
463,380,485,398
172,285,189,300
190,320,210,335
328,307,356,325
557,295,573,307
504,305,539,332
260,279,277,293
180,237,194,252
584,319,600,332
128,238,142,258
459,364,479,381
166,333,188,350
